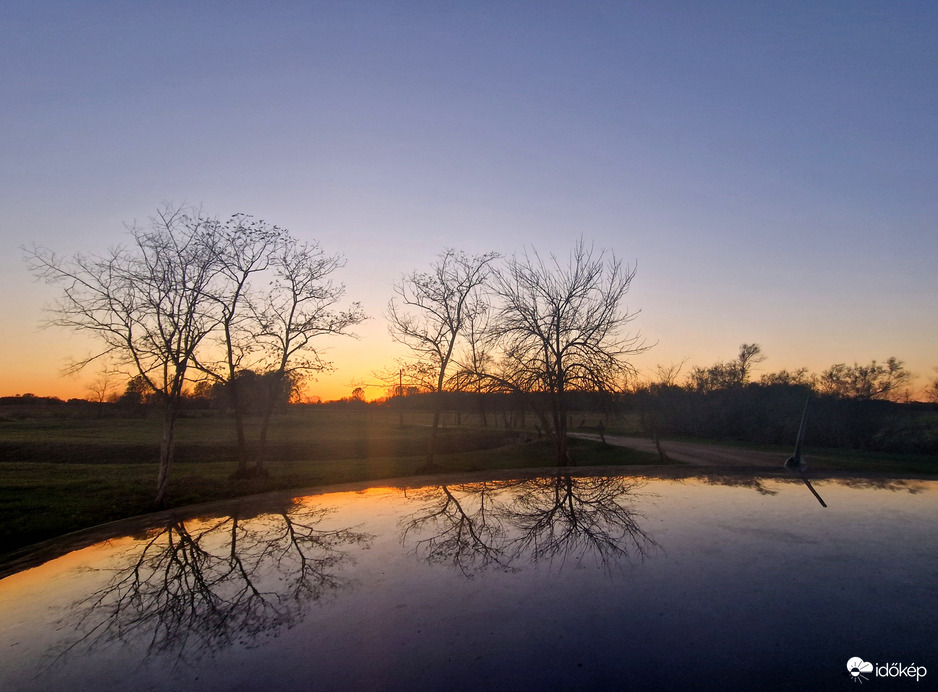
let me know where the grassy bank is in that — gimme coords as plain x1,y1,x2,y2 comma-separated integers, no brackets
805,447,938,475
0,408,660,557
658,435,938,474
4,405,934,560
0,408,512,463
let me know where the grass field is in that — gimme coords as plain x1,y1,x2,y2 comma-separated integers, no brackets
803,447,938,475
3,405,935,560
658,435,938,475
0,407,661,558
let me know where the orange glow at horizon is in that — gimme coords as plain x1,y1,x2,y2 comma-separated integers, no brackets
4,351,937,403
0,321,408,403
2,318,936,402
0,368,387,404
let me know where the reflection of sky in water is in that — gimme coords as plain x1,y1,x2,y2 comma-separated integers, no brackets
1,472,935,691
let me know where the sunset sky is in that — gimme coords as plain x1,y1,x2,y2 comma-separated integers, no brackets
2,1,936,401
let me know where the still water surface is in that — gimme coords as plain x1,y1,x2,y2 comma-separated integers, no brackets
1,468,934,690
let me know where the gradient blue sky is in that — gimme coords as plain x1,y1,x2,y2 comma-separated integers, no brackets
2,1,936,400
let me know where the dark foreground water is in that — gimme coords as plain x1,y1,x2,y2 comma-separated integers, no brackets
1,468,934,691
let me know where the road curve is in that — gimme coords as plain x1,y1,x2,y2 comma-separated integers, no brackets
572,433,786,468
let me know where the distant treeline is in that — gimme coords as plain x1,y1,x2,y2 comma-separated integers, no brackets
623,344,938,455
372,386,938,455
7,383,935,457
631,385,937,455
0,394,82,406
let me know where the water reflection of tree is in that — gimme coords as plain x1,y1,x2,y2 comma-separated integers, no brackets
400,474,931,578
833,477,926,493
400,475,656,575
507,475,656,569
57,501,372,666
699,473,927,501
700,473,779,496
401,481,512,575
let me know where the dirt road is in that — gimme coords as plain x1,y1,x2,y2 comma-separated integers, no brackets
573,433,787,468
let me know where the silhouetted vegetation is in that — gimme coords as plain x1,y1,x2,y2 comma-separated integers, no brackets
388,249,498,467
633,347,937,455
485,241,645,465
386,241,646,468
16,217,938,565
26,207,364,502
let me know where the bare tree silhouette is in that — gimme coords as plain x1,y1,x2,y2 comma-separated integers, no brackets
388,249,498,468
25,207,365,496
26,206,224,505
248,238,366,474
193,214,285,474
492,241,645,464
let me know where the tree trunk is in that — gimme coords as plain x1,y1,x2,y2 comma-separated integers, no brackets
425,395,442,468
224,318,249,476
423,366,449,469
253,373,281,477
228,376,249,476
553,383,570,466
254,399,275,476
155,400,181,507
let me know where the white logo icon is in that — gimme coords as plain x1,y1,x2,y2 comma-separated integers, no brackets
847,657,873,683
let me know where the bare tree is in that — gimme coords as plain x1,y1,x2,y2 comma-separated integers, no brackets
492,240,645,464
26,207,365,490
25,206,222,506
85,367,119,404
736,343,766,383
387,249,498,467
249,237,365,473
648,359,688,389
193,214,285,475
926,368,938,403
818,357,911,400
688,343,764,392
451,296,498,426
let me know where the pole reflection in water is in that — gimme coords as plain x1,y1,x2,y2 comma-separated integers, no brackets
795,472,828,507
